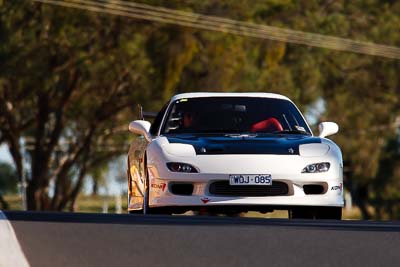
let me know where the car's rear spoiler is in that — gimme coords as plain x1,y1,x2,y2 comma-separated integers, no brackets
138,104,157,120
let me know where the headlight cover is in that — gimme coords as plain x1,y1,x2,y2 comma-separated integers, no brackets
167,162,198,173
299,144,330,157
302,162,330,173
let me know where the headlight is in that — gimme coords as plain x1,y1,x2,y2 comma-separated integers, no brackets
167,162,198,173
302,162,330,173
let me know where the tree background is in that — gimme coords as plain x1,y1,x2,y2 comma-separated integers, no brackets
1,0,400,218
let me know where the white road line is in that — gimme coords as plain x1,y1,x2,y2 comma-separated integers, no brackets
0,211,30,267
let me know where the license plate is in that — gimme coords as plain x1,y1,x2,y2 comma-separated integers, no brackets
229,174,272,185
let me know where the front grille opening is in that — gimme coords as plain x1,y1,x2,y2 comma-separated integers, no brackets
170,183,194,196
303,184,325,195
209,181,289,197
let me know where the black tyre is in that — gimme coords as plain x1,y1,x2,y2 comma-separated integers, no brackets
315,206,342,220
128,210,143,214
148,207,173,215
289,207,314,219
290,206,342,220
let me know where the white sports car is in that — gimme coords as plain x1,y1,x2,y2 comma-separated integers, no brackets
127,92,344,219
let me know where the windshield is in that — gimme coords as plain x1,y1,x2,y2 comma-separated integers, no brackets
161,97,311,135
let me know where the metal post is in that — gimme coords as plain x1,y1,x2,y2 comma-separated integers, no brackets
20,139,28,211
102,198,109,213
115,193,122,214
17,176,27,211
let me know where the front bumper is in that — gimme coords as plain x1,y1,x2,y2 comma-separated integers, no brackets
147,176,344,208
128,153,344,211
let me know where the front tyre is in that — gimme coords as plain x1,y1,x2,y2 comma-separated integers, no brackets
128,210,143,214
289,206,342,220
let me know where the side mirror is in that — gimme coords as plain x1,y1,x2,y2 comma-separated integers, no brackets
129,120,152,142
318,122,339,138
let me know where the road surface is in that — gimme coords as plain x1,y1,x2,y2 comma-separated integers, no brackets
1,211,400,267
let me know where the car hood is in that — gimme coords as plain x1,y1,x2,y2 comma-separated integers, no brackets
164,134,322,155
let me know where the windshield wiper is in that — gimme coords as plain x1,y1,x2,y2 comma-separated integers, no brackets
273,129,310,135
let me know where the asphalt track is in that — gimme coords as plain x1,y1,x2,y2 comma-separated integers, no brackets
3,211,400,267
